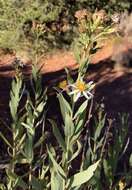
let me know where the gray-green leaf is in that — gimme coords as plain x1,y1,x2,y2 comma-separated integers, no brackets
49,119,66,152
67,160,100,188
47,147,66,179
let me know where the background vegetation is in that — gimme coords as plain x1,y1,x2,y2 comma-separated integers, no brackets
0,0,131,54
0,0,132,190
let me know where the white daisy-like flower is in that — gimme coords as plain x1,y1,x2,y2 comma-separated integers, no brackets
68,78,95,102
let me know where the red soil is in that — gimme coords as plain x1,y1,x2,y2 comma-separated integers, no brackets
0,37,132,118
0,38,115,76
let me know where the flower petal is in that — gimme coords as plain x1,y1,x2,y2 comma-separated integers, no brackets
74,92,81,102
69,89,79,95
87,91,93,97
83,91,91,100
68,84,76,88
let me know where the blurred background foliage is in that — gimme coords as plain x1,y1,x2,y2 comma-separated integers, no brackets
0,0,131,54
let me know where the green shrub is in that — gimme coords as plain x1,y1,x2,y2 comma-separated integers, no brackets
0,0,131,55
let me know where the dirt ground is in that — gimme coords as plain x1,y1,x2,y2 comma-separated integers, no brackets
0,38,132,117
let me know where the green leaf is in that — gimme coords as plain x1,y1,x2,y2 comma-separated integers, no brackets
74,46,81,64
75,118,84,133
103,159,112,179
22,122,34,136
0,132,13,149
35,102,45,116
94,115,106,141
71,119,84,144
68,140,82,163
51,170,64,190
67,160,100,188
6,169,17,181
32,64,39,82
74,100,88,119
0,184,6,190
65,68,74,84
47,147,66,179
9,77,22,122
16,133,26,150
6,170,28,189
96,137,104,150
31,176,46,190
34,134,45,148
64,113,74,138
129,154,132,167
15,177,28,189
24,135,33,163
49,119,66,152
58,93,72,122
15,158,29,164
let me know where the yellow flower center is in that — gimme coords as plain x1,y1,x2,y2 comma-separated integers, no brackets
76,81,86,92
58,80,67,89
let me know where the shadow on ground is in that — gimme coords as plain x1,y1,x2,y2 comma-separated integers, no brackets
0,60,132,122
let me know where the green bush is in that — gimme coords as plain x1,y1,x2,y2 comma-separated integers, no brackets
0,0,131,55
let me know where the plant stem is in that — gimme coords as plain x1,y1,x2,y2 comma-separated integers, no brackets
10,126,16,190
29,164,32,190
